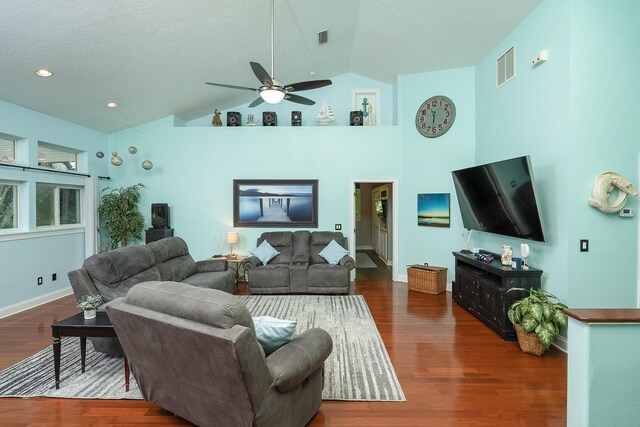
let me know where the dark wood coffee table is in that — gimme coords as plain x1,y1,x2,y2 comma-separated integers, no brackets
51,311,129,390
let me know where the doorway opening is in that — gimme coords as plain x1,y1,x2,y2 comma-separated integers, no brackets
349,179,398,282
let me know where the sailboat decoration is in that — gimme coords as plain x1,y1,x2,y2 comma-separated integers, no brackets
315,99,335,125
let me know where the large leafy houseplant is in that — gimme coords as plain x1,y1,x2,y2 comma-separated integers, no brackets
98,183,145,249
507,287,568,351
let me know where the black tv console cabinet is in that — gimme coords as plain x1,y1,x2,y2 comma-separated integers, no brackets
452,251,542,340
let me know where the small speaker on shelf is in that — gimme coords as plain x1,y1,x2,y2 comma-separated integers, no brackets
151,203,170,229
350,110,363,126
227,111,242,127
291,111,302,126
263,111,277,126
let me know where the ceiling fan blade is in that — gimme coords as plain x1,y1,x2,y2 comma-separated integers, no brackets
206,82,257,91
248,97,265,108
250,62,273,86
285,79,332,92
285,93,316,106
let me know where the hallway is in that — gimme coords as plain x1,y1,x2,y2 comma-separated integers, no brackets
355,249,392,281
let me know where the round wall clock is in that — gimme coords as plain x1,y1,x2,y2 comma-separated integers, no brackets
415,95,456,138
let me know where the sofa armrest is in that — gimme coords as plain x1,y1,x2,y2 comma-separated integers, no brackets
68,268,100,302
242,256,262,270
196,258,228,272
339,255,356,270
266,328,333,393
291,254,309,265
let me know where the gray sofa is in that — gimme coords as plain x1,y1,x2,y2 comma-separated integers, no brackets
68,236,235,354
106,281,333,427
242,231,355,295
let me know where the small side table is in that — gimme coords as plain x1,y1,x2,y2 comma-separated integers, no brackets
215,255,247,285
51,312,130,391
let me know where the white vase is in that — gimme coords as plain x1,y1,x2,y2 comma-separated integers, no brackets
84,309,96,320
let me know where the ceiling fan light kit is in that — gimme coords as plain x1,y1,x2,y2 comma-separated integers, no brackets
205,0,331,107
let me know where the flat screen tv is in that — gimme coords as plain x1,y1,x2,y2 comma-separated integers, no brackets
451,155,546,242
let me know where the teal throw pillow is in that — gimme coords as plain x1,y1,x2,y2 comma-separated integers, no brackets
250,240,280,265
318,239,349,265
252,316,297,355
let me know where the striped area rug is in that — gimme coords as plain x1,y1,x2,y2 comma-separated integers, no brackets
0,295,404,401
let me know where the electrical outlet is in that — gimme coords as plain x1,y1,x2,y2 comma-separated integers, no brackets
335,224,342,230
580,239,589,252
37,277,43,285
52,273,57,281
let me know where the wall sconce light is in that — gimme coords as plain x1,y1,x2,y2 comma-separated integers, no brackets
226,231,239,257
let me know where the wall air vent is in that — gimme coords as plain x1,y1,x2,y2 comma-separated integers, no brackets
318,30,328,45
496,45,516,88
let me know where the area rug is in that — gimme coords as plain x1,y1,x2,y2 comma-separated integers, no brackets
0,295,405,402
356,252,377,268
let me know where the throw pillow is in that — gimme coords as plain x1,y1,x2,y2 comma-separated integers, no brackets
250,240,280,265
318,239,349,265
252,316,297,355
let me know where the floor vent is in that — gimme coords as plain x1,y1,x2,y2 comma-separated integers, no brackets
496,46,516,88
318,30,328,45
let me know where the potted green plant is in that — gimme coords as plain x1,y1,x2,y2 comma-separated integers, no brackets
507,287,568,356
77,294,103,319
98,183,145,249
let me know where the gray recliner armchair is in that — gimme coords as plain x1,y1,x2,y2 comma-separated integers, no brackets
105,281,333,427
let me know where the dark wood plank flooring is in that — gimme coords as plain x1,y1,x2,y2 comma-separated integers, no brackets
0,280,567,426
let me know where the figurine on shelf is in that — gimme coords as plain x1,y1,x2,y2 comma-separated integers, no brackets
212,109,222,127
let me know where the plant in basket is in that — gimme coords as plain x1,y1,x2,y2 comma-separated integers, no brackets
507,287,568,355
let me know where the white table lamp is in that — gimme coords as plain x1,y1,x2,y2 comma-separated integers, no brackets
226,232,239,256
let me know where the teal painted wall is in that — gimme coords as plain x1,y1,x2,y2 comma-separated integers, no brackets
106,116,401,261
566,0,639,308
397,67,476,280
567,319,640,426
0,100,107,311
473,0,571,302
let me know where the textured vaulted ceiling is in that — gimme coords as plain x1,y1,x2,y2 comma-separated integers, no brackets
0,0,542,133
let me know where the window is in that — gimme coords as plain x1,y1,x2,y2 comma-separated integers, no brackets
38,142,79,171
0,182,17,230
0,135,16,163
36,183,81,227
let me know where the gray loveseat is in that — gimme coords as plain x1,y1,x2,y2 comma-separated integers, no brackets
68,236,235,354
106,281,333,427
242,231,355,295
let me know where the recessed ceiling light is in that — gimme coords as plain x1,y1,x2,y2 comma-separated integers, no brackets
106,102,119,108
35,69,53,77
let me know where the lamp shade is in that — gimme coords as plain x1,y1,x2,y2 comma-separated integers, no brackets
260,88,285,104
226,231,239,244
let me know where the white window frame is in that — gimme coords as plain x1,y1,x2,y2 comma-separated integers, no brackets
36,183,83,230
0,134,17,163
37,141,81,172
0,180,19,233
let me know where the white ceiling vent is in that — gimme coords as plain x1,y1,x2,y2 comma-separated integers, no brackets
318,30,328,45
496,45,516,88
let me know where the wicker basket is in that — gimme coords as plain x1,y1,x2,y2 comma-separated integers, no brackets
407,265,447,295
514,323,546,356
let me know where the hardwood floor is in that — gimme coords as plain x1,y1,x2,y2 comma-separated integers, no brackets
0,281,567,426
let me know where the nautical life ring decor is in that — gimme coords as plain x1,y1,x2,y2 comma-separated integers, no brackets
587,172,638,213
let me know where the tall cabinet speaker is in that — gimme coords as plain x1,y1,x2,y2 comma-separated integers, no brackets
151,203,170,228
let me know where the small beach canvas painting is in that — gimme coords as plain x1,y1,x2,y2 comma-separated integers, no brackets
418,193,450,227
234,179,318,228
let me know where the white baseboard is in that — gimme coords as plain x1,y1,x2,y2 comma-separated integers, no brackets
0,287,73,319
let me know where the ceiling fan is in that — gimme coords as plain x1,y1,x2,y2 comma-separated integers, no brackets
205,0,331,107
